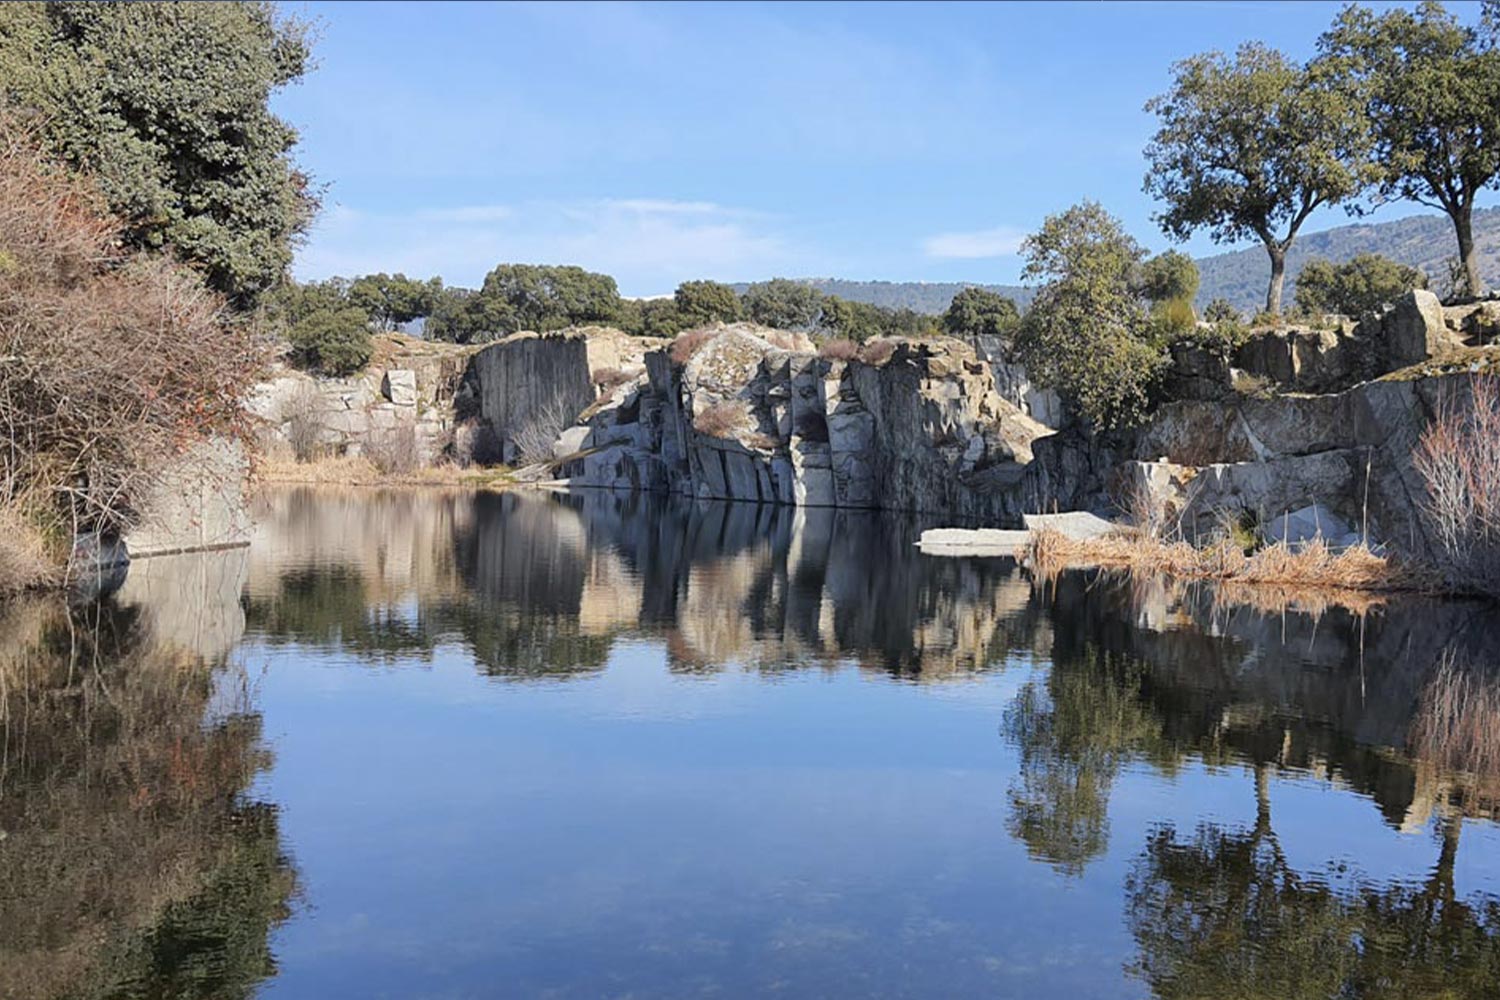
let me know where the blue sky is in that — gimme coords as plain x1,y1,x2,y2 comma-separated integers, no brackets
276,1,1483,297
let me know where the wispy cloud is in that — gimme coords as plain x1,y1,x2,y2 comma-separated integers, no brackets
413,205,513,223
295,198,796,296
921,225,1027,260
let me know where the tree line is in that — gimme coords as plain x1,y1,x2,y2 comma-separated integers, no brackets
276,265,1033,375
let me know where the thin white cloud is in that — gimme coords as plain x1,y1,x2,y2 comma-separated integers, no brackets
921,225,1027,260
414,205,513,223
295,197,798,296
918,226,1026,260
605,198,724,216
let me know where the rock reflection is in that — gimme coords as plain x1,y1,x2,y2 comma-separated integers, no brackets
244,488,1043,682
0,549,292,999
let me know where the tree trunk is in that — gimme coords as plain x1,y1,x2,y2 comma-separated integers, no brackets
1453,208,1485,298
1265,245,1287,317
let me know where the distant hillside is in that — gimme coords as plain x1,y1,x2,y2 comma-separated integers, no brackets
1193,207,1500,314
740,208,1500,318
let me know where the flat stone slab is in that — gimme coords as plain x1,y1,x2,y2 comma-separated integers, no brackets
1022,511,1117,540
918,528,1030,557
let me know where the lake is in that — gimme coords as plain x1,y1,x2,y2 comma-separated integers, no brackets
4,487,1500,999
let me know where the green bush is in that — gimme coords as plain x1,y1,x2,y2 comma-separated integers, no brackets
287,308,372,376
1293,254,1426,320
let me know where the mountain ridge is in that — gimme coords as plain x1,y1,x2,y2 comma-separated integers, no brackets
734,207,1500,316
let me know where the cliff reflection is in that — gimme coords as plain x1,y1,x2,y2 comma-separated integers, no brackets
0,549,293,999
244,488,1043,682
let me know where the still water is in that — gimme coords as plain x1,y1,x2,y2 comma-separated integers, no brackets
5,487,1500,998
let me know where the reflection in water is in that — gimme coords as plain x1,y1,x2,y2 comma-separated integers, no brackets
0,554,293,1000
244,488,1043,682
1127,776,1500,998
8,486,1500,997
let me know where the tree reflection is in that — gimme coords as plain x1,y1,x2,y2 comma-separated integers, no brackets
0,597,293,999
1126,773,1500,999
1003,649,1170,874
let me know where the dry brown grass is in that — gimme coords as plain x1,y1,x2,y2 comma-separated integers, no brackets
0,504,58,593
819,338,859,361
1028,526,1419,596
692,399,751,438
255,453,512,490
670,327,716,364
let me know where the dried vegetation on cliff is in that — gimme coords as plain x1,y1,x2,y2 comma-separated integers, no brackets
0,127,266,589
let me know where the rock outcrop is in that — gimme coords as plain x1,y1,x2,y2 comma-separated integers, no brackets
542,324,1050,519
1229,290,1479,394
247,333,478,463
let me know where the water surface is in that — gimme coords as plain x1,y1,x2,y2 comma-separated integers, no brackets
5,488,1500,998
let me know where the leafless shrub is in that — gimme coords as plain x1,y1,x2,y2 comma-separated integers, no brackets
0,122,267,574
281,382,325,462
1118,476,1172,542
1410,652,1500,780
364,424,420,475
693,399,751,438
1414,374,1500,595
819,338,858,361
744,432,779,451
513,395,575,465
670,328,715,364
858,338,897,365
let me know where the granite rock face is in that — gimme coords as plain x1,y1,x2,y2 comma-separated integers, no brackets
548,325,1051,519
247,333,476,463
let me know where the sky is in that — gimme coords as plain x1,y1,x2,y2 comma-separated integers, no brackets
275,0,1487,297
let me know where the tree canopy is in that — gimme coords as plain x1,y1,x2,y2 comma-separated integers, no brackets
348,273,443,331
0,1,316,307
1144,42,1367,315
941,287,1021,340
673,280,742,328
1316,1,1500,296
1015,201,1165,430
742,278,824,331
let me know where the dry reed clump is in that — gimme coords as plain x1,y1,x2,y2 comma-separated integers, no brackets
0,123,266,583
858,338,897,365
692,399,751,438
669,327,716,364
1027,526,1416,595
1414,373,1500,596
1409,652,1500,781
818,338,859,361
